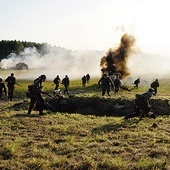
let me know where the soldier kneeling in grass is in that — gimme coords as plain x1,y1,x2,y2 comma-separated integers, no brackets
124,88,156,120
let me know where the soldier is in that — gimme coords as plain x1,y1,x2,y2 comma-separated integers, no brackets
5,73,16,101
124,88,156,120
98,74,112,96
81,75,87,87
53,75,61,90
27,75,46,115
133,78,140,89
86,73,90,83
0,78,7,99
62,75,70,95
150,79,159,95
113,76,121,94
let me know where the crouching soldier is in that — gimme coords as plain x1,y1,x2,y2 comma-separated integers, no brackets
124,88,156,120
27,75,46,115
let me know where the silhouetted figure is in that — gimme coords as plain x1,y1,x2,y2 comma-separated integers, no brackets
113,77,121,94
0,78,7,98
86,73,90,83
5,73,16,101
82,75,87,87
98,74,112,96
62,75,70,95
27,75,46,115
53,75,61,90
133,78,140,89
150,79,159,95
124,88,156,120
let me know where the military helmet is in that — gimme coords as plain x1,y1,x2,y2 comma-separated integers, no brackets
40,75,46,80
148,88,155,95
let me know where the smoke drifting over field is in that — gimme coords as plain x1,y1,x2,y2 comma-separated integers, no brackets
0,34,170,81
0,46,104,80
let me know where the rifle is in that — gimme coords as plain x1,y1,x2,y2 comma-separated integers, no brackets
42,91,55,99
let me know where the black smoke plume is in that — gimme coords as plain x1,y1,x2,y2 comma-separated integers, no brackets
100,34,135,79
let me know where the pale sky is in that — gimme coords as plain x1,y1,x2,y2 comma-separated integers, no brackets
0,0,170,57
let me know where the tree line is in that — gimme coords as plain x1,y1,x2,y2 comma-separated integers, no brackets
0,40,48,60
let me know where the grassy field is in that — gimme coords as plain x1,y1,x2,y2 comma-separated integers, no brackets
0,77,170,169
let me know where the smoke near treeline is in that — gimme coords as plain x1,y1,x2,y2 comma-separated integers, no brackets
0,34,170,81
0,46,104,80
100,34,136,79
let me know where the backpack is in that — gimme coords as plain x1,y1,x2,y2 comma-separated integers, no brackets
134,94,144,106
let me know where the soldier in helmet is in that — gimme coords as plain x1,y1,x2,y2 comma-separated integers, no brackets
27,74,46,115
62,75,70,95
150,79,159,95
124,88,156,120
133,78,140,89
5,73,16,101
98,73,112,96
53,75,61,90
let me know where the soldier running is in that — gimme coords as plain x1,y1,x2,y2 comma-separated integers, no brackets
27,75,46,116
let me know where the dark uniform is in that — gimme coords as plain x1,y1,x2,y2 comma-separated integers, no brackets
86,74,90,83
124,88,155,120
113,77,121,94
53,75,61,90
27,75,46,115
0,78,7,98
82,75,87,87
5,73,16,101
133,78,140,89
151,79,159,95
62,75,70,95
98,74,112,96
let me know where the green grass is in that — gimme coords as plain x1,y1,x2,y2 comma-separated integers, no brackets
0,78,170,169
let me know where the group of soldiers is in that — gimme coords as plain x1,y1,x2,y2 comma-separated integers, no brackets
97,72,160,121
97,72,160,97
81,74,90,87
0,71,161,120
27,74,71,115
0,73,16,101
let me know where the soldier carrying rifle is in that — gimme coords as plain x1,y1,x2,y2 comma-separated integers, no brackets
27,75,46,116
124,88,157,120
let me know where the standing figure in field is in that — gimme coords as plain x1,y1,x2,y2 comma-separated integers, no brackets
150,79,159,95
53,75,61,90
81,75,87,87
113,76,121,94
124,88,156,120
5,73,16,101
27,75,46,116
86,73,90,83
0,78,7,99
62,75,70,95
133,78,140,89
98,74,112,96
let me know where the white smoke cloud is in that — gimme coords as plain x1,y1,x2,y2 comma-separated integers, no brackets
0,43,170,82
0,45,104,80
